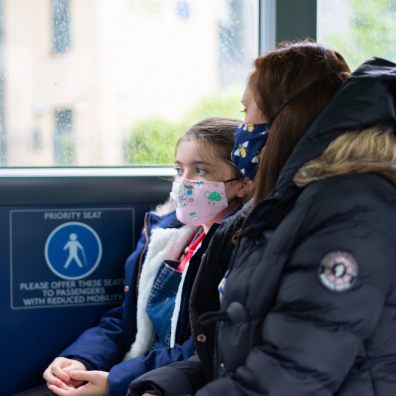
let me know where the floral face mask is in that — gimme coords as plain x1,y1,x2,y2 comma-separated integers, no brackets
171,178,229,227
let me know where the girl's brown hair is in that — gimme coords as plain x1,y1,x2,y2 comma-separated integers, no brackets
251,41,350,205
176,117,243,179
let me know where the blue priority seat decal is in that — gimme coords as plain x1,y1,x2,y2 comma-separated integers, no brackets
45,222,102,280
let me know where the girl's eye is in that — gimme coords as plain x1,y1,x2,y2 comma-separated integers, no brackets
241,108,247,113
196,167,208,176
174,167,183,176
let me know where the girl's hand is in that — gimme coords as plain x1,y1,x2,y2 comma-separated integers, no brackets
48,370,109,396
43,357,87,389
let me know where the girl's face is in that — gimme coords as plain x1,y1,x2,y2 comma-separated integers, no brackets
174,138,250,230
175,139,235,184
241,85,269,124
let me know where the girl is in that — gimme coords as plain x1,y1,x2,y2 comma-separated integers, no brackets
34,117,253,396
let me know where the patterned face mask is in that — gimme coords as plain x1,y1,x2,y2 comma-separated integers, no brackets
171,178,229,227
231,122,270,180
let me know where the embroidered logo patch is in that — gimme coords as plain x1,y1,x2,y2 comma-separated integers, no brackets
318,251,358,292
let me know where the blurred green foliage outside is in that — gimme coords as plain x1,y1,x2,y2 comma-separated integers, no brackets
123,89,243,165
325,0,396,71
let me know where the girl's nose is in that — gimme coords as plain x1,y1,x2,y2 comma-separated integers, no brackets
182,169,194,180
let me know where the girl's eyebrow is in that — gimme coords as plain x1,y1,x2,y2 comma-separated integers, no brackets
174,160,213,166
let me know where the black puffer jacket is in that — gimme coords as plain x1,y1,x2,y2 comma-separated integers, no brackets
129,58,396,395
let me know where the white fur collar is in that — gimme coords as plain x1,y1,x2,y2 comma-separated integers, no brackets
124,224,196,360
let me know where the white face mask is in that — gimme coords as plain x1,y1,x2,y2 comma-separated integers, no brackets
171,178,229,227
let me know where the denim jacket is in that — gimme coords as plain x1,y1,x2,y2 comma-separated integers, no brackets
60,210,197,396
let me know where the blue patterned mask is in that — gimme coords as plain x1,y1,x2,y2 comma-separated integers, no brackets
231,122,270,180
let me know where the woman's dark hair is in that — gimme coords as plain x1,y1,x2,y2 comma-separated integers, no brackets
250,40,350,205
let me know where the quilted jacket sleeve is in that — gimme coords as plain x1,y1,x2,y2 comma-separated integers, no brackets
109,337,195,396
128,353,206,396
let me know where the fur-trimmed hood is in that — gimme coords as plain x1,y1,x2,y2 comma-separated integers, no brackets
294,125,396,188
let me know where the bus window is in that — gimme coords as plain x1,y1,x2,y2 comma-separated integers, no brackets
0,0,259,167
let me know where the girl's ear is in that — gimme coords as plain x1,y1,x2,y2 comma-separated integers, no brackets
236,178,255,199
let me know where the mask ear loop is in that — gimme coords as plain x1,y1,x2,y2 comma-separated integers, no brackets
223,175,251,208
224,175,244,184
269,77,325,124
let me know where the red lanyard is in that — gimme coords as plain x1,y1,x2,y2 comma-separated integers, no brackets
177,231,206,272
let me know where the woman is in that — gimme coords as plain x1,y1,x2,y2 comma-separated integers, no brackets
20,118,252,396
130,43,396,395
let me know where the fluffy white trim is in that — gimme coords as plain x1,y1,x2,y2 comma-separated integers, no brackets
124,225,196,360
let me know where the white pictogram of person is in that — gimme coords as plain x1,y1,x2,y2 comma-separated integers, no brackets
63,233,86,268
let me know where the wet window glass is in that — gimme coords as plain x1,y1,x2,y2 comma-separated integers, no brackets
52,0,71,54
0,0,258,167
54,108,74,165
317,0,396,71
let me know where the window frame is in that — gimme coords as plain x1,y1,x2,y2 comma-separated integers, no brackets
259,0,317,54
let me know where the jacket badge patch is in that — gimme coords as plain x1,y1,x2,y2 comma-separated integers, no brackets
318,251,358,292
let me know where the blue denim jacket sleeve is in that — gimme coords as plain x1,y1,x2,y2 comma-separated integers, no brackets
59,230,147,370
108,337,195,396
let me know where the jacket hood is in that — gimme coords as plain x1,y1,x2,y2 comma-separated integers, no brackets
275,57,396,194
293,125,396,188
